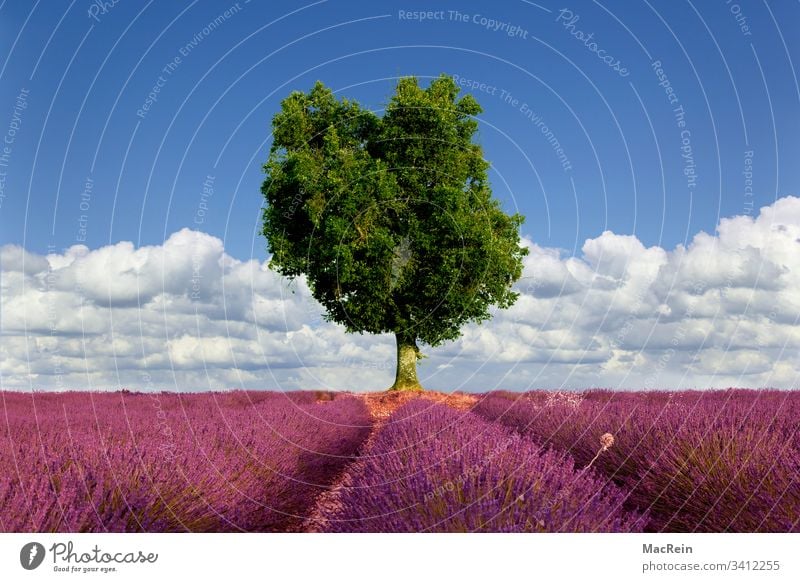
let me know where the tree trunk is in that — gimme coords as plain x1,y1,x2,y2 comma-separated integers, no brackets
389,332,423,391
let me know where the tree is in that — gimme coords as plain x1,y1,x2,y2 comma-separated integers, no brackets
261,75,528,391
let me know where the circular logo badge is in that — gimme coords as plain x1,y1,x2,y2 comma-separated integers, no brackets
20,542,46,570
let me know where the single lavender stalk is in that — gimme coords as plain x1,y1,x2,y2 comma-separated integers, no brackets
585,432,615,470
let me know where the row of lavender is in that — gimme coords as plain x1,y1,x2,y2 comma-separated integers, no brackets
320,399,646,532
0,391,371,532
472,390,800,532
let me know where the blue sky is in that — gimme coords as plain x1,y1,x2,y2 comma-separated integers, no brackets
1,0,797,257
1,1,799,391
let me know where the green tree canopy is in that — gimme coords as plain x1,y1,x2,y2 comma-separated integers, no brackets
261,74,528,390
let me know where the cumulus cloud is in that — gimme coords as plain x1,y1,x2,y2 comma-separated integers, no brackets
2,198,800,391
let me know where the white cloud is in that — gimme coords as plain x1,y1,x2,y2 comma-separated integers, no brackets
2,198,800,391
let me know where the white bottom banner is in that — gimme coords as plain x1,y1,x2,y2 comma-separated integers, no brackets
1,533,796,581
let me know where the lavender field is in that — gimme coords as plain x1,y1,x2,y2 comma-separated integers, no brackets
0,391,371,532
1,389,797,533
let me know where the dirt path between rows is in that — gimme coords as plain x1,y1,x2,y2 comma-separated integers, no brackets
299,391,477,532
